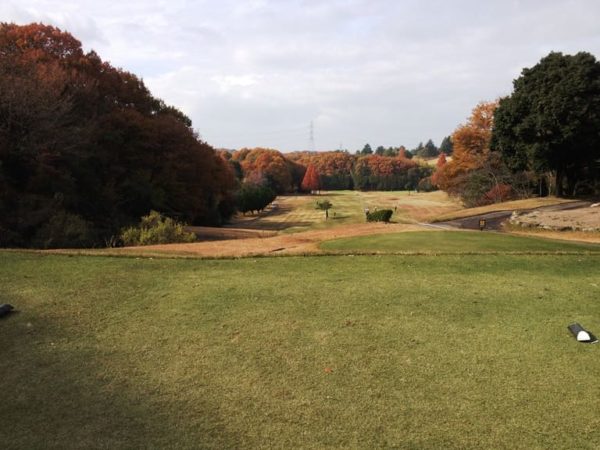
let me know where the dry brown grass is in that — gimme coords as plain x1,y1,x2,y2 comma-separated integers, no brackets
431,197,573,222
49,223,431,258
116,223,430,257
185,226,277,240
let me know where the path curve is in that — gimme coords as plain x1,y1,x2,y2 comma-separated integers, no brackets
436,201,591,230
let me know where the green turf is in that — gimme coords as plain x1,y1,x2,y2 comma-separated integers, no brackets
239,190,456,234
320,230,600,253
2,251,600,448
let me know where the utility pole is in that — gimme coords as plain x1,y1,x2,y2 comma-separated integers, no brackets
309,120,315,152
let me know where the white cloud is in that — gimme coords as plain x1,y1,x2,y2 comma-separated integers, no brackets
3,0,600,150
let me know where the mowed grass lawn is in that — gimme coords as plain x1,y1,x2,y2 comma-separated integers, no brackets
321,230,600,254
230,190,460,233
2,250,600,449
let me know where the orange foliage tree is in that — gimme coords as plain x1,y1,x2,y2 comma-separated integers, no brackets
436,100,515,205
284,151,355,190
232,148,294,193
436,101,499,195
301,164,321,193
431,153,447,186
352,155,430,190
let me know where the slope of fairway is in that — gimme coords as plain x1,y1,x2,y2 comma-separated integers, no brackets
229,190,460,233
320,230,600,253
2,252,600,449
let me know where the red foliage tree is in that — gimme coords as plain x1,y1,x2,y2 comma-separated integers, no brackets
301,164,321,193
431,153,447,186
0,23,236,247
483,184,513,204
436,153,447,167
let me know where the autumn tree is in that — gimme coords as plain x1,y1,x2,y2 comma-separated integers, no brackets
0,23,236,247
311,152,354,189
436,153,447,168
352,155,431,191
398,146,412,159
232,148,294,194
431,153,447,187
436,101,512,205
301,164,321,193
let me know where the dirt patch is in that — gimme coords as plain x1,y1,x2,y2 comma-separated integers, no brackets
510,205,600,232
185,226,277,240
110,223,430,258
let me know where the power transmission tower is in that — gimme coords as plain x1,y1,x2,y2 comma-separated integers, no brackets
309,121,315,152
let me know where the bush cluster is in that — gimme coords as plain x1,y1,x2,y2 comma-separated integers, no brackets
120,211,196,246
315,200,332,210
366,209,393,222
235,183,276,214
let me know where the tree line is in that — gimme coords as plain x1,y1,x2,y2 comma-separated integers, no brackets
0,23,236,248
2,23,598,247
220,147,436,194
433,51,600,205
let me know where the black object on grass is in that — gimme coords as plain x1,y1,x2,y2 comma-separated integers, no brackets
0,304,15,318
567,323,598,343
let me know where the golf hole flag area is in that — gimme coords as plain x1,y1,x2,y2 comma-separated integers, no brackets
1,251,600,449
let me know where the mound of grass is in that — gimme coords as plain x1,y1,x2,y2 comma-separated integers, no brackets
320,230,600,253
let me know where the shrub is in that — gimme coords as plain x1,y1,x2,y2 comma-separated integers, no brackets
32,210,95,249
236,182,276,214
417,177,436,192
461,171,494,207
482,184,513,204
315,199,332,210
366,209,393,222
120,211,196,246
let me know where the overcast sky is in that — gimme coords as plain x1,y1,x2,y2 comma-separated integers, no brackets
3,0,600,152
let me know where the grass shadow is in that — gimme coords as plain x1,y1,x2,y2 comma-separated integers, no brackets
0,304,241,448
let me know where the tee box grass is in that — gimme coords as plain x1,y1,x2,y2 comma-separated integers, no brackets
2,249,600,448
320,230,600,254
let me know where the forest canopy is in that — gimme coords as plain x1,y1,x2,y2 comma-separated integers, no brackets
0,23,236,248
491,51,600,197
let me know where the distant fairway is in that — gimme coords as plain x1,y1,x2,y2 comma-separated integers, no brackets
229,190,461,233
2,250,600,448
320,230,600,253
